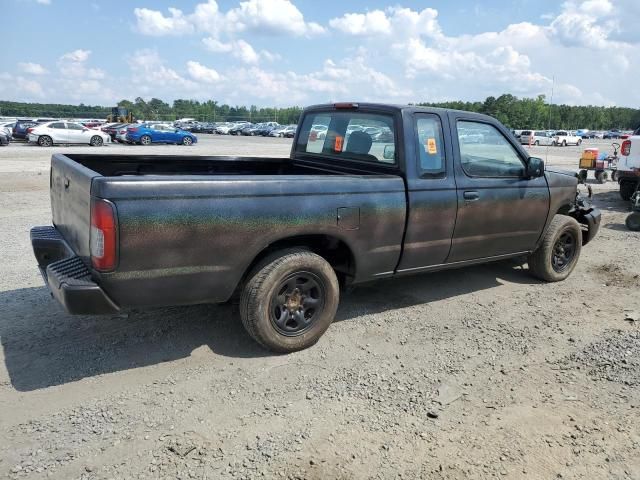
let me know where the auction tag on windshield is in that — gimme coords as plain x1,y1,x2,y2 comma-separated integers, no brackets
426,138,437,154
334,135,344,152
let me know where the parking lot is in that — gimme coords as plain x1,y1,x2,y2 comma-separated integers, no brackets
0,136,638,479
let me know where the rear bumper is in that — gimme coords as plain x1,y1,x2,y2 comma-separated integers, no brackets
31,226,119,315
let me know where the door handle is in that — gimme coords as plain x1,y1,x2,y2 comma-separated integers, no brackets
463,191,479,201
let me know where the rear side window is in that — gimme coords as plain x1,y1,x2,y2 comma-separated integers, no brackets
296,111,396,164
415,115,446,177
50,122,66,129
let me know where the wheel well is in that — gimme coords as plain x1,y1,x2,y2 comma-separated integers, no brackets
241,235,356,287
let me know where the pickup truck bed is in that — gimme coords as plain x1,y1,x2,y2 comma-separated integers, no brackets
42,153,406,312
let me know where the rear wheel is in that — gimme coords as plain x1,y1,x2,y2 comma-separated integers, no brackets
90,135,103,147
38,135,52,147
611,170,619,182
562,140,567,147
240,249,339,353
535,140,540,146
552,141,557,146
577,139,582,146
595,170,608,184
140,135,152,146
182,136,193,146
528,215,582,282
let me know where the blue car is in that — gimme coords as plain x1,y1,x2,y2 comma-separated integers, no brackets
126,123,198,146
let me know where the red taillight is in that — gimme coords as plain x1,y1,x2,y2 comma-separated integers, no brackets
128,127,138,132
621,140,632,156
90,198,117,271
27,128,34,134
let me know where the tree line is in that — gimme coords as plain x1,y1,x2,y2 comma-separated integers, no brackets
420,94,640,130
1,94,639,129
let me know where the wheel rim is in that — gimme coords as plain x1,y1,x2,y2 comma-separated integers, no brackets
40,136,51,147
269,272,325,337
141,136,150,145
91,136,103,146
183,137,192,145
552,232,577,273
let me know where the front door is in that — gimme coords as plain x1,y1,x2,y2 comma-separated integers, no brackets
396,113,458,272
447,115,550,262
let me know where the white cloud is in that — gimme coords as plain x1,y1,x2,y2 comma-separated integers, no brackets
128,49,196,92
58,49,105,79
186,61,221,83
18,62,48,75
203,37,274,64
133,7,194,36
35,0,51,4
134,0,323,38
330,7,441,39
329,10,391,36
60,49,91,62
226,0,324,36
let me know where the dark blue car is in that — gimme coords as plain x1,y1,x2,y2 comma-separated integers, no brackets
12,120,38,140
126,123,198,146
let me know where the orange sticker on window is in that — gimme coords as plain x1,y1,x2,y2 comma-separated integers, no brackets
426,138,437,155
334,135,344,152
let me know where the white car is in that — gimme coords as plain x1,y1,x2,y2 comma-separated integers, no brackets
520,130,554,146
29,121,111,147
552,130,581,146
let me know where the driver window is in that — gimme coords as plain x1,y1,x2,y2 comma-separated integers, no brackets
457,121,524,177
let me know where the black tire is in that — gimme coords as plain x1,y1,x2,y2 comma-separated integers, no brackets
90,135,103,147
562,140,567,147
528,215,582,282
626,212,640,231
611,170,618,182
140,135,152,146
240,249,339,353
577,139,582,146
535,140,540,146
182,136,193,146
595,170,608,184
552,141,557,146
620,182,637,201
578,170,588,182
38,135,52,147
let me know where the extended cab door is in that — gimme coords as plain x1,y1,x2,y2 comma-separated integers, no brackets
396,112,458,272
447,114,549,262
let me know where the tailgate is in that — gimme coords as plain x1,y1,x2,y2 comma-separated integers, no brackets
50,153,98,260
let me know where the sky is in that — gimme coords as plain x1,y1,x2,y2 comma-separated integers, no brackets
2,0,639,108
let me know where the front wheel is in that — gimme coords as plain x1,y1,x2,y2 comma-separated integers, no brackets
182,136,193,146
240,249,339,353
528,215,582,282
90,135,103,147
577,139,582,146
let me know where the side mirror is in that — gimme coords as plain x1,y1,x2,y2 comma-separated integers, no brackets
383,144,395,160
526,157,544,178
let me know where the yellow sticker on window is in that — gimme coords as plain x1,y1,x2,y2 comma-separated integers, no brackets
426,138,437,155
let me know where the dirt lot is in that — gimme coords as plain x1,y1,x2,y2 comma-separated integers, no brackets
0,136,638,479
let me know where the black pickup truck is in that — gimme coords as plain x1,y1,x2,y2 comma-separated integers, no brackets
31,103,601,352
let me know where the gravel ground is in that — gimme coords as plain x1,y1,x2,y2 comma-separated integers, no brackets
0,135,638,479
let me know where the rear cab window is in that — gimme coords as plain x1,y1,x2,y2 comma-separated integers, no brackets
296,110,396,165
